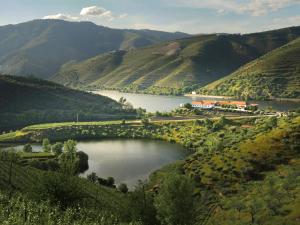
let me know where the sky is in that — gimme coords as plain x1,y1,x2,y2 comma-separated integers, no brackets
1,0,300,34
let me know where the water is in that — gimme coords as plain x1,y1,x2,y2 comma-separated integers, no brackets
7,139,187,189
94,90,300,112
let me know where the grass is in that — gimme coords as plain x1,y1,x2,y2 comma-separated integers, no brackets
17,152,54,159
23,120,126,130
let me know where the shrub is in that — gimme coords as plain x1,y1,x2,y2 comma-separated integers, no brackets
23,143,33,153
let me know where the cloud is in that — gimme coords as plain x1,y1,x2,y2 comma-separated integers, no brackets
43,6,128,23
271,15,300,28
80,6,114,20
43,13,78,21
119,13,128,19
171,0,300,16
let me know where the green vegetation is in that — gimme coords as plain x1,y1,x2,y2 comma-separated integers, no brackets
0,19,188,79
201,37,300,99
52,26,300,95
0,75,137,131
0,113,299,224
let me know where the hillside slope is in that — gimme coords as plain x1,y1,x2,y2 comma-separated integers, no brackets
0,19,188,79
0,75,135,131
52,26,300,95
200,37,300,99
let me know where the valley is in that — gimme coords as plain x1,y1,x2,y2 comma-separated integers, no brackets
0,5,300,224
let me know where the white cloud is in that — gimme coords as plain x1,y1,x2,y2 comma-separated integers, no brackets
80,6,114,20
43,6,128,23
271,15,300,28
43,13,78,21
119,13,128,19
171,0,300,16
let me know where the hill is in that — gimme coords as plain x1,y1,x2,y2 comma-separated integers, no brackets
0,19,189,79
51,26,300,95
200,37,300,99
0,75,135,131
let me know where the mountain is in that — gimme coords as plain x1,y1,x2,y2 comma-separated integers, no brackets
51,26,300,95
200,37,300,100
0,19,189,79
0,75,135,131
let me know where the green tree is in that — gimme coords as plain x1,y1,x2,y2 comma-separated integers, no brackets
118,183,128,193
42,138,51,153
87,172,98,183
154,174,195,225
107,177,115,187
58,140,79,175
129,181,158,225
184,103,192,110
32,172,86,209
23,143,33,153
51,142,63,155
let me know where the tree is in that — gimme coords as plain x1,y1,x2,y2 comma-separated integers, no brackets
129,180,159,225
141,118,150,126
42,138,51,153
51,142,63,155
118,183,128,193
77,151,89,173
184,103,192,110
58,140,79,175
154,174,195,225
32,172,86,209
23,143,33,153
107,177,115,187
119,97,127,105
87,172,98,183
204,118,213,129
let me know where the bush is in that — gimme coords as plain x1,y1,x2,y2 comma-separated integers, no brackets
51,142,63,155
31,172,86,209
118,183,128,193
23,143,33,153
154,174,196,225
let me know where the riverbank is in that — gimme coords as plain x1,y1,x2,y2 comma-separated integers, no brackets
184,93,235,99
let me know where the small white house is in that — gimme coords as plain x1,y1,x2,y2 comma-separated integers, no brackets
192,91,197,95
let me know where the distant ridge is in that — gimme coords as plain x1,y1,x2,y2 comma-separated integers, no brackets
51,26,300,95
0,19,189,79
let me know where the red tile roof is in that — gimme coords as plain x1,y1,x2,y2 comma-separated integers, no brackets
192,101,216,106
192,100,247,107
217,101,247,106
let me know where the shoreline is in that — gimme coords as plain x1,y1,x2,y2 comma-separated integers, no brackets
92,89,300,103
184,94,235,99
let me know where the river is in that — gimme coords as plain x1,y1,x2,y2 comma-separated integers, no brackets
94,90,300,112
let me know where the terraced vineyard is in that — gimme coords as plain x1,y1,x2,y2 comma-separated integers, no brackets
52,26,300,95
200,37,300,99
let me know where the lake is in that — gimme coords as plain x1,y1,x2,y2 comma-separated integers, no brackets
94,90,300,112
7,139,188,189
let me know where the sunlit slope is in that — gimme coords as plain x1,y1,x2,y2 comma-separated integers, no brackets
201,37,300,99
52,26,300,93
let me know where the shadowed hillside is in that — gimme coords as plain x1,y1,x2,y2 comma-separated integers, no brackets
0,19,189,79
51,26,300,95
200,37,300,100
0,75,136,131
